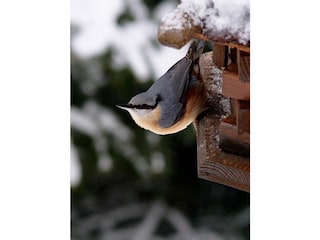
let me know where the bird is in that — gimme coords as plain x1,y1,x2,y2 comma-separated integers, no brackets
117,39,208,135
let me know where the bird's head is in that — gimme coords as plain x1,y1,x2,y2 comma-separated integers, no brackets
117,92,162,132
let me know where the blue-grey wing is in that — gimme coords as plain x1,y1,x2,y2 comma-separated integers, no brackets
148,57,192,128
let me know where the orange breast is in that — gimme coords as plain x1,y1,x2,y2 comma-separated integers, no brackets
153,83,207,135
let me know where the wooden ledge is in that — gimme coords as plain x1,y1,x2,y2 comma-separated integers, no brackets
198,151,250,192
196,113,250,192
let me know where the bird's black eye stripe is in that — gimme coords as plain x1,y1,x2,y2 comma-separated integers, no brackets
135,104,156,109
135,95,163,109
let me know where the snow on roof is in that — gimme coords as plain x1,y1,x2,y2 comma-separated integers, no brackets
159,0,250,48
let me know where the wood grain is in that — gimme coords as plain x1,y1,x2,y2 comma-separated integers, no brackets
239,53,250,83
222,71,250,100
198,152,250,192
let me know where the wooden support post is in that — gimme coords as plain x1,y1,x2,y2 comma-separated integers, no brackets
238,49,250,83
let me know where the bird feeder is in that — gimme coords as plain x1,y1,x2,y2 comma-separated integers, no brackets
158,0,250,192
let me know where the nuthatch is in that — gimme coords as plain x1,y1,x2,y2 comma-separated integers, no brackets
117,39,207,135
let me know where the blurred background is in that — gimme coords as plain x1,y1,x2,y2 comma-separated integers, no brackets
71,0,249,239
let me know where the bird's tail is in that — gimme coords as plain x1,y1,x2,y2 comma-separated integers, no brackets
186,39,206,61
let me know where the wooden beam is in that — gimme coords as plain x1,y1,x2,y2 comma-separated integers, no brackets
219,122,250,156
215,41,250,53
222,71,250,100
238,50,250,83
198,151,250,192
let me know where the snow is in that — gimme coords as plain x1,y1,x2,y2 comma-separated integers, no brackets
150,152,165,174
160,0,250,44
97,154,113,172
71,143,82,187
206,0,250,44
160,0,209,30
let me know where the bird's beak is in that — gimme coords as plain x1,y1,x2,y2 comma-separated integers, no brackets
116,103,134,110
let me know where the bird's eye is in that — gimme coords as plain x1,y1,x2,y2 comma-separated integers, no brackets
156,94,163,103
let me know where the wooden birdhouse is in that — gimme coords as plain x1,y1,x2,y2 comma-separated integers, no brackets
158,0,250,192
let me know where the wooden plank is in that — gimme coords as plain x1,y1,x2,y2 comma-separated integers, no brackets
233,100,250,134
236,100,250,134
198,151,250,192
239,51,250,83
211,43,226,68
220,122,250,145
196,115,222,167
219,122,250,157
222,71,250,100
238,108,250,134
215,42,250,53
